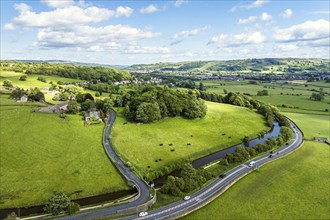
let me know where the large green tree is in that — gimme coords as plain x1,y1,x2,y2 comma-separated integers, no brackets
67,100,80,114
136,102,161,123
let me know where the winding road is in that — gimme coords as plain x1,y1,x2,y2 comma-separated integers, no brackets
120,120,304,220
60,111,304,220
59,109,151,220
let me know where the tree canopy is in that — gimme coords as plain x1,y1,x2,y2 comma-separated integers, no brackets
122,86,207,123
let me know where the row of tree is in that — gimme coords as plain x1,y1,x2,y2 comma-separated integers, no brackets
25,64,131,82
160,164,212,196
224,126,293,164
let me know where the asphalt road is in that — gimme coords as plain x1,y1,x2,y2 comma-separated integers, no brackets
59,109,151,220
59,113,303,220
120,120,304,220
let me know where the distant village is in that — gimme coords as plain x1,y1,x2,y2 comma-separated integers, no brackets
130,69,330,83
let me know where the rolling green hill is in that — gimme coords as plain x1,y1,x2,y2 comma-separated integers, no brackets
128,58,330,75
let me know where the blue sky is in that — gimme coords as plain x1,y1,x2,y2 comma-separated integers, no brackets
1,0,329,65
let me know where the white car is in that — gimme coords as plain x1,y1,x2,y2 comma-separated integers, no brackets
248,161,256,167
139,212,148,217
184,196,191,201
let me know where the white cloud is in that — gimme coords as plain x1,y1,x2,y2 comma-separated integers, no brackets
171,26,210,45
300,38,330,47
230,0,268,12
209,34,226,43
209,31,266,47
247,0,269,9
34,25,160,49
238,16,257,24
115,6,133,17
282,9,293,19
4,4,133,29
174,0,188,7
274,19,330,47
41,0,74,8
261,12,272,21
140,4,159,14
173,26,210,39
276,44,298,51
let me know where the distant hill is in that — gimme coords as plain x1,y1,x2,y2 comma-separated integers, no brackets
2,59,128,69
127,58,330,75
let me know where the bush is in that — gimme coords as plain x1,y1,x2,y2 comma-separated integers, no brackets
37,76,47,83
44,192,70,215
257,90,269,96
3,80,13,87
19,75,27,81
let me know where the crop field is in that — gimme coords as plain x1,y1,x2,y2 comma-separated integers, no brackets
111,101,269,173
184,141,330,220
0,98,128,208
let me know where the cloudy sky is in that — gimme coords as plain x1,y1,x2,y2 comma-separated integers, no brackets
1,0,329,65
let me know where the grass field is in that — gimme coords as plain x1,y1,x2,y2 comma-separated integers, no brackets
0,71,82,89
111,101,269,173
0,99,128,208
283,112,330,139
181,79,330,219
183,141,330,220
0,71,111,102
204,80,330,113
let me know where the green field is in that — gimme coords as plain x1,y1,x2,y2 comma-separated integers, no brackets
204,80,330,113
0,98,128,208
184,141,330,220
284,112,330,139
0,71,111,103
111,101,269,174
0,71,82,88
182,79,330,219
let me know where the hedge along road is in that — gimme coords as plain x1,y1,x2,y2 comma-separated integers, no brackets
59,109,151,220
120,119,304,220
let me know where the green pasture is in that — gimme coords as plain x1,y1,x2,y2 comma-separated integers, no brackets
111,101,269,173
184,141,330,220
256,95,329,112
284,112,330,139
203,80,330,112
0,71,82,89
0,102,128,208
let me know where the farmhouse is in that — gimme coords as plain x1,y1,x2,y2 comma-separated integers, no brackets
17,94,28,102
85,108,101,122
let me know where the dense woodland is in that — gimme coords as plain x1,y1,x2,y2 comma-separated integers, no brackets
117,86,207,123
